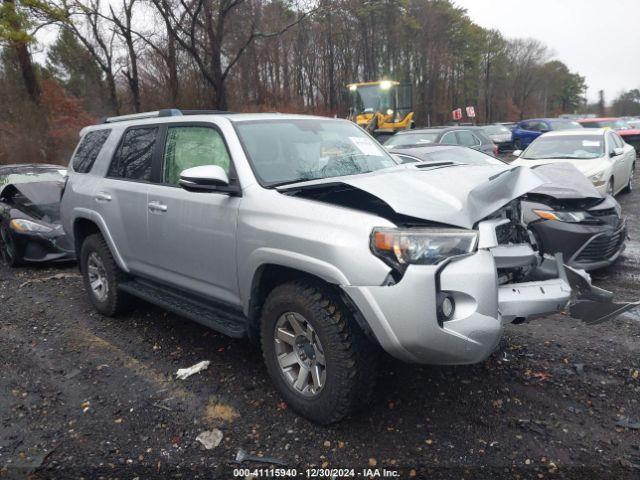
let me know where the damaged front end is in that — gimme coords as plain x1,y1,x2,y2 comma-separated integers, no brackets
281,163,637,364
476,200,634,326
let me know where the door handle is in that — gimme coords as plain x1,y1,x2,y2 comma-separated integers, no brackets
95,192,112,202
148,201,168,213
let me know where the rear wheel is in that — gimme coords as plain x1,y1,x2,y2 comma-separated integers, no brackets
260,281,379,424
80,234,132,316
0,225,21,267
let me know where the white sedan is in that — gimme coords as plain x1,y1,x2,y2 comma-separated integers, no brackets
511,129,636,196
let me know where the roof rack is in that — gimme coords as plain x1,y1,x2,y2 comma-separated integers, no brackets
99,109,232,124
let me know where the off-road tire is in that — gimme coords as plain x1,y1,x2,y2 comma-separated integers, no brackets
260,281,379,424
80,234,132,316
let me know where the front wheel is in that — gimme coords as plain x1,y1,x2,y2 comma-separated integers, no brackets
0,225,21,267
260,281,379,424
606,178,614,196
623,164,634,193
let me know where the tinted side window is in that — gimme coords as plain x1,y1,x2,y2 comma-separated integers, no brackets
108,127,158,181
162,126,230,185
72,129,111,173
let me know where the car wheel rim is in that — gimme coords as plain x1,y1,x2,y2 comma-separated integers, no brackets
274,312,326,397
87,252,109,302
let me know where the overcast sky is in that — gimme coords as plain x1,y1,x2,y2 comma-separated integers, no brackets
454,0,640,104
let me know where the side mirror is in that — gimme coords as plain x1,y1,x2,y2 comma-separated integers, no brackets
513,150,523,157
611,147,625,157
179,165,232,193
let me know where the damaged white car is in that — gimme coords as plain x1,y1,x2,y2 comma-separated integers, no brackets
61,112,637,425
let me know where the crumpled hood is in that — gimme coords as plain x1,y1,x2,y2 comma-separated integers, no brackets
280,164,546,228
528,162,602,199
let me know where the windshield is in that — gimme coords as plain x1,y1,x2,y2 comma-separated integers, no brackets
351,85,393,114
482,125,510,135
521,135,604,160
549,120,583,131
383,132,440,148
411,147,504,166
0,169,65,189
235,119,398,186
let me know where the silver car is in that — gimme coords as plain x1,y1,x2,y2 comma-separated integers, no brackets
61,110,628,424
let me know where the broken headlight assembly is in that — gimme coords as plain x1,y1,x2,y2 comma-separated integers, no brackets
9,218,53,233
370,227,479,274
532,209,594,223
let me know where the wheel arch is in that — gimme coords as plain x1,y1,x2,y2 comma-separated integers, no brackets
72,210,128,272
246,263,373,344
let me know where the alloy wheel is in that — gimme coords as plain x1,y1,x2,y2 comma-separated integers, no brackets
273,312,327,397
87,252,109,302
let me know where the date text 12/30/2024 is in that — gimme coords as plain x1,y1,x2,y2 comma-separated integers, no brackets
232,468,402,478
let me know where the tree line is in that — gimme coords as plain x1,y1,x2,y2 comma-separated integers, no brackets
0,0,620,165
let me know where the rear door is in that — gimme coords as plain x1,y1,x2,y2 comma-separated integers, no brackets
101,126,160,275
146,123,242,305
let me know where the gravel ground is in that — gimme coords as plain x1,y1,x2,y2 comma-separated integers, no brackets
1,166,639,479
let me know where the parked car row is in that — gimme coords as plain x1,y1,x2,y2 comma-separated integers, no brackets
0,110,636,425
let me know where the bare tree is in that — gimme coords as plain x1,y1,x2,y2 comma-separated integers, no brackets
149,0,316,109
60,0,120,113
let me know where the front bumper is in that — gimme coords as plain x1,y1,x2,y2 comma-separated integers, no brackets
530,218,626,271
11,229,76,263
342,249,573,365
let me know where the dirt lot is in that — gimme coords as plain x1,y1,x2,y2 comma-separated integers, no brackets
1,167,639,479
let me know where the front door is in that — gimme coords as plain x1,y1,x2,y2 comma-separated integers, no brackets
146,124,242,306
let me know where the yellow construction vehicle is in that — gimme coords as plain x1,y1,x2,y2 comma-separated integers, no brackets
346,80,414,139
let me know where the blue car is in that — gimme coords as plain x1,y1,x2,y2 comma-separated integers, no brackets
511,118,583,150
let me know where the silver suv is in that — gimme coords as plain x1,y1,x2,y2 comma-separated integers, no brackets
61,110,618,424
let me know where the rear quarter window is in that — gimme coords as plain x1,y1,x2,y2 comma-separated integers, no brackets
72,129,111,173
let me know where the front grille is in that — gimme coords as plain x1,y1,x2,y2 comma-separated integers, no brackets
575,226,625,263
590,207,617,217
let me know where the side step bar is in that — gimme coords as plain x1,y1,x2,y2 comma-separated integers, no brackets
119,279,247,338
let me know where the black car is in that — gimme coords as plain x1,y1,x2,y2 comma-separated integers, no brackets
390,146,626,271
383,126,498,156
0,164,75,267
